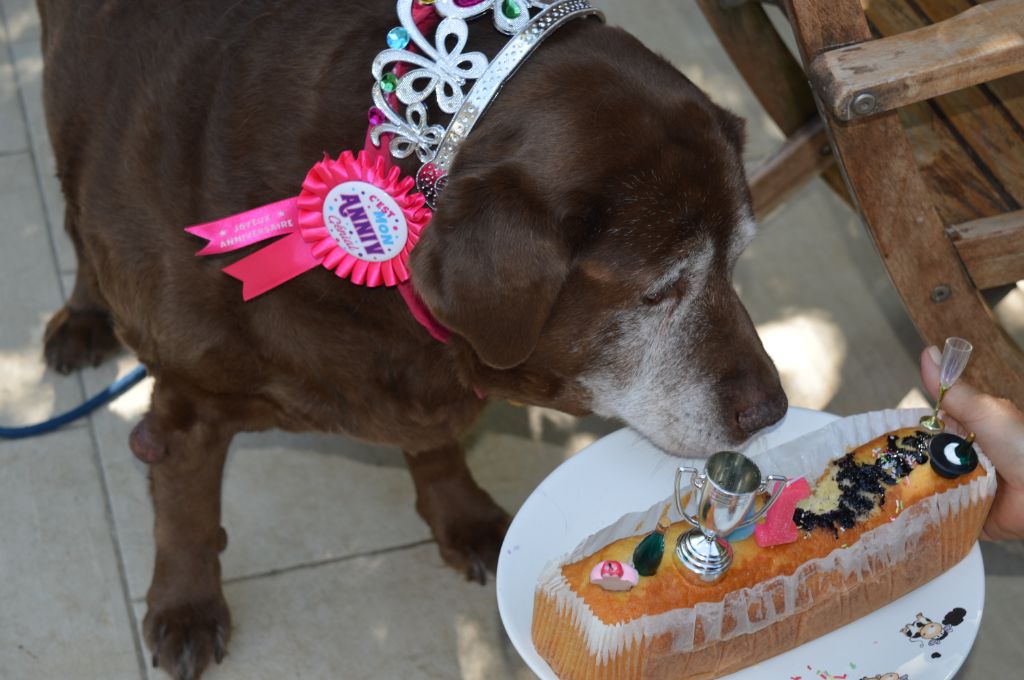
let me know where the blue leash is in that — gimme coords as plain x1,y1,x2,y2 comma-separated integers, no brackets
0,364,148,440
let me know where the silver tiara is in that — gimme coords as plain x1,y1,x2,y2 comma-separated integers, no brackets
369,0,604,206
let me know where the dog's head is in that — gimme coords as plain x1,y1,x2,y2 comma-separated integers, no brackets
411,22,786,455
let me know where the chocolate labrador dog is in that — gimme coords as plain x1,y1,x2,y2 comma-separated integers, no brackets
38,0,786,677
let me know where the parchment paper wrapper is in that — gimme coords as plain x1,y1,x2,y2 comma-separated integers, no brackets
535,409,996,667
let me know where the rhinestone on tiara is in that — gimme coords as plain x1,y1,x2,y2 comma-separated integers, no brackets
370,0,603,207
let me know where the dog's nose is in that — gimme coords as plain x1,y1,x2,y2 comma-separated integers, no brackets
736,392,788,436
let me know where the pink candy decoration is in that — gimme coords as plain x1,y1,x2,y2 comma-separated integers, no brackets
589,560,639,592
367,107,387,126
755,477,811,548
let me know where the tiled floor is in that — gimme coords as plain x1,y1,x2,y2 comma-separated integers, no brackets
1,1,1021,679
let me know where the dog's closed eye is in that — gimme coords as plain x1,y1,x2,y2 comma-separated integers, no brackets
642,278,688,306
643,290,666,305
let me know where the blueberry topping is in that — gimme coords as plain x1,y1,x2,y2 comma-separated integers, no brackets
793,432,929,537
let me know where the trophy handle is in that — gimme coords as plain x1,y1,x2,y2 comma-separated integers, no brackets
734,474,788,531
674,466,703,527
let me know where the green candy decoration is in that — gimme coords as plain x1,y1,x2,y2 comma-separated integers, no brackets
632,523,667,576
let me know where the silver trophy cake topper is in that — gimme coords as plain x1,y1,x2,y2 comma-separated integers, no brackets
674,452,786,584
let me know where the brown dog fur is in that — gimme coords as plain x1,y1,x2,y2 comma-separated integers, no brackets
37,1,786,677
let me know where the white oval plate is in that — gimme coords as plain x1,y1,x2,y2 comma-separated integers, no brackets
496,407,984,680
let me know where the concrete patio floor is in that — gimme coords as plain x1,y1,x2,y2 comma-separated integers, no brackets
1,0,1021,678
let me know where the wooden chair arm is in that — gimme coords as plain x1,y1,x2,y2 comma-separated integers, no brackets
809,0,1024,121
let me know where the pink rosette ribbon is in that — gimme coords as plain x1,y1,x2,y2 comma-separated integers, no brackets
188,151,431,301
295,151,430,287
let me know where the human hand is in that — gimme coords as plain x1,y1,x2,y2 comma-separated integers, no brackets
920,346,1024,541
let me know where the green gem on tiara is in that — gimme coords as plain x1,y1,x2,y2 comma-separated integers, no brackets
380,72,399,93
501,0,522,20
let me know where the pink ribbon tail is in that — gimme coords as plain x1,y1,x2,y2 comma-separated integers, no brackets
222,231,321,301
186,197,299,255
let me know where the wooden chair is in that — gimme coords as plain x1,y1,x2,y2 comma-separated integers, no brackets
698,0,1024,404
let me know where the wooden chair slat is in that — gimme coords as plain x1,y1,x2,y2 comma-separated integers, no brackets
910,0,1024,133
749,117,833,220
948,210,1024,289
898,99,1017,226
695,0,813,134
695,0,853,207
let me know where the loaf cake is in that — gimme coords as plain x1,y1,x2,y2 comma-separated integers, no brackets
532,410,995,680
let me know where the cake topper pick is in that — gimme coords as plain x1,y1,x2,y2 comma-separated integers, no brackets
920,337,972,433
631,512,670,576
674,452,786,584
929,431,979,478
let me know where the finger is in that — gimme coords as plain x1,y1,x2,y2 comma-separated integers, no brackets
919,346,941,399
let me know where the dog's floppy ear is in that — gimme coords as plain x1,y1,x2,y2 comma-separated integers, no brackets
410,167,570,370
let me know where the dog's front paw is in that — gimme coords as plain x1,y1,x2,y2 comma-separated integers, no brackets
442,507,511,585
144,596,231,680
418,482,511,585
43,306,120,374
